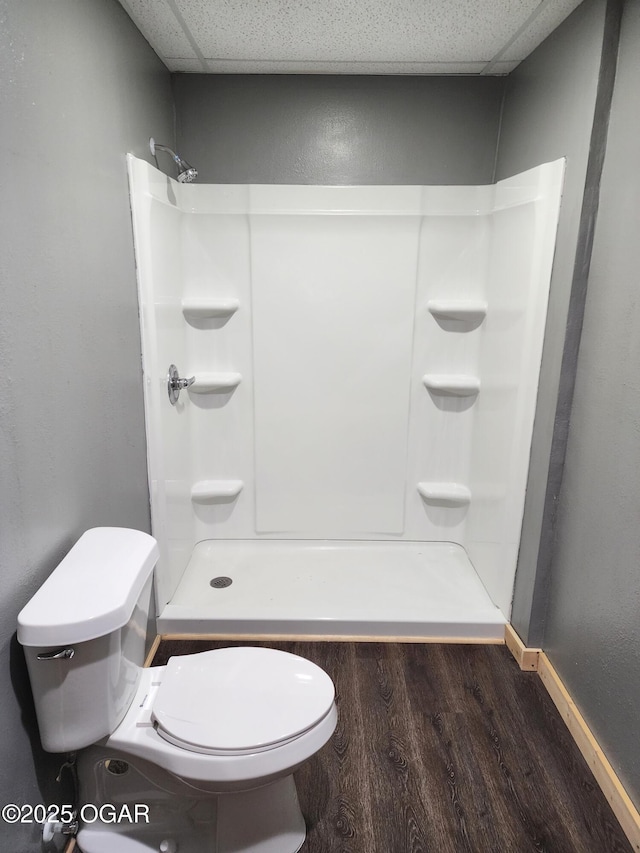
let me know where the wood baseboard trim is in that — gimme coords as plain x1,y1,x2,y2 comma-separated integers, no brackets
157,632,505,645
504,623,541,670
537,652,640,851
143,634,162,668
503,626,639,849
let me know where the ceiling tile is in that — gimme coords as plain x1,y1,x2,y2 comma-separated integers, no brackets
174,0,540,64
119,0,199,63
119,0,587,75
172,57,208,73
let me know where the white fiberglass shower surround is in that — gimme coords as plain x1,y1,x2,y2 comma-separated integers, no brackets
127,155,564,641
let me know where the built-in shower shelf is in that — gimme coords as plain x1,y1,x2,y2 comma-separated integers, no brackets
191,480,244,503
190,372,242,393
181,297,240,319
417,482,471,506
422,374,480,397
427,300,487,323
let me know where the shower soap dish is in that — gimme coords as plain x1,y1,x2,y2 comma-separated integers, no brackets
417,482,471,506
191,480,244,503
427,300,487,323
422,374,480,396
181,297,240,319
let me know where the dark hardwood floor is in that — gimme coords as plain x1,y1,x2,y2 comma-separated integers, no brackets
153,640,633,853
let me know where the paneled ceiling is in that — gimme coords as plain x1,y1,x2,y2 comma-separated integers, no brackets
118,0,584,76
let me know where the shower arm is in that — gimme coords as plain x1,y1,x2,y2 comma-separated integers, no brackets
150,139,181,165
149,137,198,183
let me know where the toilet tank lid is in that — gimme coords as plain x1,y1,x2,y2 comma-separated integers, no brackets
17,528,159,647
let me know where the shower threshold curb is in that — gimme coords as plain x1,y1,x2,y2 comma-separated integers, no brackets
155,630,506,644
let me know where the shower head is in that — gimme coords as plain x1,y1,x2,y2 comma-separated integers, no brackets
149,137,198,183
176,163,198,184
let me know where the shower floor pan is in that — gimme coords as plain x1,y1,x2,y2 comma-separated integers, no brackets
157,540,506,641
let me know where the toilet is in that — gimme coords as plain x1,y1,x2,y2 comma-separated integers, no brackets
17,528,338,853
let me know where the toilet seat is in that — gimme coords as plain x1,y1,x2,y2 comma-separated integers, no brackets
151,647,335,756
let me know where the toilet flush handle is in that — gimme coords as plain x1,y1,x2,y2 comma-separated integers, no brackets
167,364,195,406
37,648,75,661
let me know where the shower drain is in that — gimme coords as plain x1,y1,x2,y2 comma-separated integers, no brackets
210,576,233,589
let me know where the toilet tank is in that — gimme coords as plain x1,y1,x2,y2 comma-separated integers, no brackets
17,528,158,753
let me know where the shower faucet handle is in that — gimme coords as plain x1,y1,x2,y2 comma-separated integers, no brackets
167,364,195,406
173,376,195,389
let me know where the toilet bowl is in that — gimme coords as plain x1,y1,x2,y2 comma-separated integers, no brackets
77,648,337,853
108,646,337,790
17,528,338,853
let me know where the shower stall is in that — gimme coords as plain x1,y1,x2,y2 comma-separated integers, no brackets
127,155,564,640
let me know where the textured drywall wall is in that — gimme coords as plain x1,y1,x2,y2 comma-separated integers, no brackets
173,74,505,185
543,0,640,807
0,0,173,849
494,0,607,640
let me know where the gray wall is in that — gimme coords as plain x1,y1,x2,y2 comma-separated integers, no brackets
543,0,640,806
498,0,640,809
495,0,608,640
174,74,505,184
0,0,173,849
